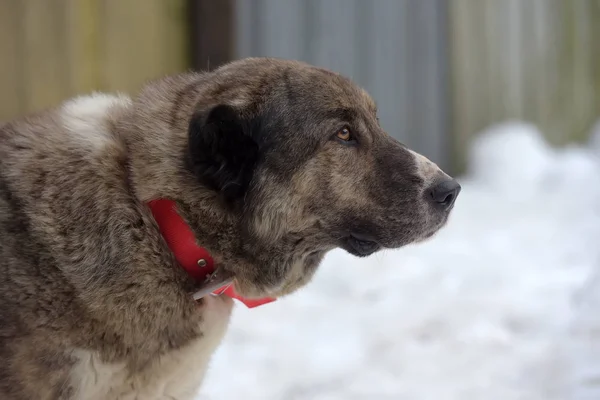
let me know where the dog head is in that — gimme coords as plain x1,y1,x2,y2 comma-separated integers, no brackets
185,58,460,298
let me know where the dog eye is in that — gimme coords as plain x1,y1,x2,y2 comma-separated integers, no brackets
335,128,352,141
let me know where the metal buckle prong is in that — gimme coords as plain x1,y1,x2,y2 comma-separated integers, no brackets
191,267,235,301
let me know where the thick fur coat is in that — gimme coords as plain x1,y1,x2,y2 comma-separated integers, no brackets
0,58,459,399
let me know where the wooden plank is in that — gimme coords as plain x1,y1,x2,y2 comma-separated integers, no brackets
21,0,68,113
593,0,600,117
449,0,490,172
260,0,309,62
506,0,524,119
190,0,234,71
101,0,188,94
312,0,357,79
370,0,409,144
531,0,555,129
101,0,158,92
234,0,260,58
570,0,595,142
518,0,537,123
352,0,374,88
162,0,189,73
539,0,563,143
405,0,449,168
64,0,101,95
432,0,452,170
483,0,501,123
0,0,24,120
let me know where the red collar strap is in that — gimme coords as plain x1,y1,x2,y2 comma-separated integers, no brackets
146,199,276,308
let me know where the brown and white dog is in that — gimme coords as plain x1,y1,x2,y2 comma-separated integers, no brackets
0,58,460,399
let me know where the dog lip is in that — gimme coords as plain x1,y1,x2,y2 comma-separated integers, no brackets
342,234,381,257
348,232,378,242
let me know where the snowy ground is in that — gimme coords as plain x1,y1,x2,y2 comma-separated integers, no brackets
197,122,600,400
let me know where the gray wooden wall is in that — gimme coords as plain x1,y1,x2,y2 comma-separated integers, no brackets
234,0,452,171
234,0,600,174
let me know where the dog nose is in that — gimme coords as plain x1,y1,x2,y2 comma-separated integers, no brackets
428,179,461,209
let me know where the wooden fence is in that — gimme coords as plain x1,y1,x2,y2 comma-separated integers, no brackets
0,0,188,122
235,0,452,170
449,0,600,171
1,0,598,173
235,0,600,173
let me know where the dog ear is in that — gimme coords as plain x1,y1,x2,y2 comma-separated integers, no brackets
187,104,259,202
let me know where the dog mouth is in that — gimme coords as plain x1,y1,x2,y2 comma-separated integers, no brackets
341,234,381,257
192,232,383,300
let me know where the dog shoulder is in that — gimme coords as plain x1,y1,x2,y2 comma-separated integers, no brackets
1,92,132,177
68,296,233,400
59,92,132,151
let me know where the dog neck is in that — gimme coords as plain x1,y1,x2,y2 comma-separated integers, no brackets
116,109,275,305
146,198,275,308
115,79,327,300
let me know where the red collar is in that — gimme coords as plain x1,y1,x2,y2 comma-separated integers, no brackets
146,199,275,308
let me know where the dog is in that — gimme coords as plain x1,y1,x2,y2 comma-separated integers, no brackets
0,57,460,399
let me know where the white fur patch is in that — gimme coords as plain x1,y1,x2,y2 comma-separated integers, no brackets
60,93,131,150
408,148,445,186
70,295,233,400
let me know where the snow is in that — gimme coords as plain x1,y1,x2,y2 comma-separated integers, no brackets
197,122,600,400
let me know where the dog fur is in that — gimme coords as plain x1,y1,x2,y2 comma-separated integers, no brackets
0,57,458,399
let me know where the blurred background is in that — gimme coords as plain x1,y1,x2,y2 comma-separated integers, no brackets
1,0,599,174
1,1,600,399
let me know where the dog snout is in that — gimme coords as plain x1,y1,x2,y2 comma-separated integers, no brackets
428,179,461,210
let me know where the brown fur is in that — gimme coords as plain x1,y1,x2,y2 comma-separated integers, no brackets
0,58,458,399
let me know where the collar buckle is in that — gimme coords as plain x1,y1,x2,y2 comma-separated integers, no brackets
191,267,235,301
